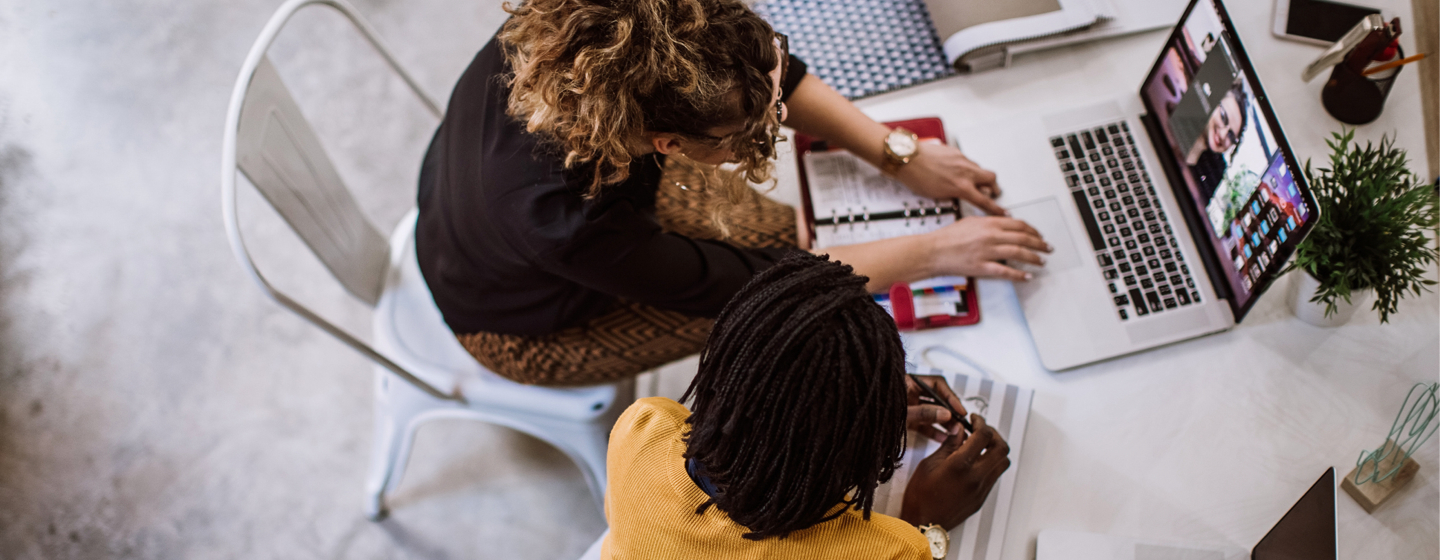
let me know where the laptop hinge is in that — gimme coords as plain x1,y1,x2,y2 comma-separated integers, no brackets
1139,111,1236,308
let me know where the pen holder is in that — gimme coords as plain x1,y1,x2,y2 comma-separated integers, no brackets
1322,46,1404,125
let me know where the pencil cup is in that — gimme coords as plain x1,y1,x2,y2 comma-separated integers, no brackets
1322,46,1404,125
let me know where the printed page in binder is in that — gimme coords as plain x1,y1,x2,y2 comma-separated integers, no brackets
803,140,957,249
796,117,980,329
872,363,1035,560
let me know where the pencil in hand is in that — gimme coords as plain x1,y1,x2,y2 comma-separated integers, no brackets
908,373,975,434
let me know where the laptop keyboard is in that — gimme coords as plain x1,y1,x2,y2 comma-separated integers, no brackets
1048,122,1201,321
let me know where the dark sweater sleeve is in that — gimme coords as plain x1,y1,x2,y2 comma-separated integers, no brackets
495,176,793,318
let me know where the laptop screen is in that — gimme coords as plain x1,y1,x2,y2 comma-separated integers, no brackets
1252,468,1337,559
1139,0,1317,321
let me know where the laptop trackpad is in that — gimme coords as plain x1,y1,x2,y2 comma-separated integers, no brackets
1008,197,1082,274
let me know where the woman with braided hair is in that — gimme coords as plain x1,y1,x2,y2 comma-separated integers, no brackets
417,0,1051,385
603,252,1010,558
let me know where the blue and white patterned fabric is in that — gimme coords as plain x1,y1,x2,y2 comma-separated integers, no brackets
754,0,954,99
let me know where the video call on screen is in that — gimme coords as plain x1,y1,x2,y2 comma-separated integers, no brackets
1143,0,1312,306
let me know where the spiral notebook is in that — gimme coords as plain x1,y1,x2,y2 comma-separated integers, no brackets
754,0,1177,99
796,117,980,329
871,363,1035,560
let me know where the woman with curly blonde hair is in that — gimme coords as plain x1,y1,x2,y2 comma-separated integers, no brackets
416,0,1050,385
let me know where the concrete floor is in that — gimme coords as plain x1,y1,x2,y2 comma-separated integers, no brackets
4,1,1436,558
0,0,655,557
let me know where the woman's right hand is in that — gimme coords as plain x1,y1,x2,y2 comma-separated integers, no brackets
923,216,1052,282
899,414,1011,530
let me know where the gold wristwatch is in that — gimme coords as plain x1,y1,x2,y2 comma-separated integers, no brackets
881,127,920,175
918,524,949,560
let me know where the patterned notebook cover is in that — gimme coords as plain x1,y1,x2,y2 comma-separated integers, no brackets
873,363,1035,560
753,0,955,99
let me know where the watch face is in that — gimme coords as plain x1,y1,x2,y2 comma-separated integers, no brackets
923,526,947,558
887,131,918,157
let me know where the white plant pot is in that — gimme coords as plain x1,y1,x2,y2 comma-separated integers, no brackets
1290,270,1369,327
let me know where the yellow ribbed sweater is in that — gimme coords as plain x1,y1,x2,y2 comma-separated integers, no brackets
602,397,930,560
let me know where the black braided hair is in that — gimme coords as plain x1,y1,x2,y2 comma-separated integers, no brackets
680,251,909,540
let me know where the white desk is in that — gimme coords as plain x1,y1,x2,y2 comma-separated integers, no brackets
769,0,1439,558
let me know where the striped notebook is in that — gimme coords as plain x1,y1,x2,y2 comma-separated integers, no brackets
873,363,1035,560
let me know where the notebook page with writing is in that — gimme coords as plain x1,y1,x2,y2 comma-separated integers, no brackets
803,147,944,214
802,142,957,249
872,364,1034,560
796,117,980,329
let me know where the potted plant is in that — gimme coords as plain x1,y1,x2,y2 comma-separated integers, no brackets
1283,130,1438,326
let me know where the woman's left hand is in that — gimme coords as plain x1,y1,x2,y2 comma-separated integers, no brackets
906,374,968,443
895,141,1008,217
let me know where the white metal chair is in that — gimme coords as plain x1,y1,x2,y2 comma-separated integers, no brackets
578,529,608,560
220,0,629,520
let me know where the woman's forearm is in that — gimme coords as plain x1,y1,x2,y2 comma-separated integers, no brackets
810,235,938,293
782,74,892,168
783,74,1050,285
805,215,1050,288
785,73,931,290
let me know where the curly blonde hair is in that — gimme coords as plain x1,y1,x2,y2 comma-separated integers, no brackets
499,0,783,195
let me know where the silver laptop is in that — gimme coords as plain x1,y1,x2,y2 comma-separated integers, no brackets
1035,468,1337,560
953,0,1319,370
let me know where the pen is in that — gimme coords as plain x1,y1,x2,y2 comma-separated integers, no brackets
908,373,975,433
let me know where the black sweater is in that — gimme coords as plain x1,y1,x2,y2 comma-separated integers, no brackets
417,36,807,336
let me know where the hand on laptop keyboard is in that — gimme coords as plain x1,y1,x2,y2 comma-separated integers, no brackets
924,216,1052,282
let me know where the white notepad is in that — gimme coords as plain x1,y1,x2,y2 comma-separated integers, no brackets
873,364,1035,560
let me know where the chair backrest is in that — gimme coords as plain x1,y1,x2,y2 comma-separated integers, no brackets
236,56,389,305
221,0,459,402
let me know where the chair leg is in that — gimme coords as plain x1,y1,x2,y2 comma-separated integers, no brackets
364,371,633,520
526,416,613,514
572,426,610,512
363,370,425,521
554,380,631,513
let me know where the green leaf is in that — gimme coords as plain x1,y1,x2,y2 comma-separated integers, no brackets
1283,130,1440,323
